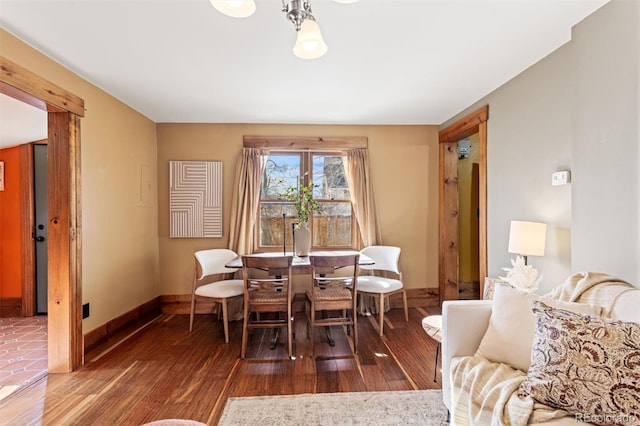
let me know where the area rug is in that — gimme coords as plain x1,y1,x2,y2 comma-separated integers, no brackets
218,389,449,425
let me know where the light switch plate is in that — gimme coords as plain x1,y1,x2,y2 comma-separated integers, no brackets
552,170,571,186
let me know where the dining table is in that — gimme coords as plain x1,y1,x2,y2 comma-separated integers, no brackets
226,250,374,349
224,250,374,270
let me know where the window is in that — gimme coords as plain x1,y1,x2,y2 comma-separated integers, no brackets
258,151,355,250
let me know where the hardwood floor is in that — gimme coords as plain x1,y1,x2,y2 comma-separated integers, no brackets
0,306,442,425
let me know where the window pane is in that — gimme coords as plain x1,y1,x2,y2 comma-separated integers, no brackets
312,155,349,200
260,203,297,247
262,154,301,199
312,202,352,247
258,151,355,250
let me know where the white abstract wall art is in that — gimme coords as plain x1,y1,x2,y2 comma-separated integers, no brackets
169,161,223,238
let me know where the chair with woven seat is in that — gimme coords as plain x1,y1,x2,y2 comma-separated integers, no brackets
306,253,360,358
190,249,245,343
357,245,408,337
241,255,294,359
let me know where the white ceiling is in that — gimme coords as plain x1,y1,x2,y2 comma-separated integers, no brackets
0,0,608,148
0,93,48,148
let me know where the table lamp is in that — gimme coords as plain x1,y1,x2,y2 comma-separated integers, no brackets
508,220,547,265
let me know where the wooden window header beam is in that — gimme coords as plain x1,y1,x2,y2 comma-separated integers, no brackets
1,56,85,117
243,135,368,150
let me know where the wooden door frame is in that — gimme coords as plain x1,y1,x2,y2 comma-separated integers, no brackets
1,56,84,372
438,106,488,305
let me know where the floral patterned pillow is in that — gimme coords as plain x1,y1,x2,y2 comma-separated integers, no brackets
521,301,640,426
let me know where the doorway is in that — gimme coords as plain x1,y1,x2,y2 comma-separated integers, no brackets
438,106,488,305
1,56,84,372
457,134,480,299
0,141,49,399
34,143,48,314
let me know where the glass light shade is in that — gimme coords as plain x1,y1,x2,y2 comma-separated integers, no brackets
210,0,256,18
293,19,328,59
508,221,547,257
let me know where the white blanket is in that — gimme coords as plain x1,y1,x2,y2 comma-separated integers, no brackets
547,271,634,317
450,355,566,426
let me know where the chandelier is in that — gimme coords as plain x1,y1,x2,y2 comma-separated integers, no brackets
210,0,359,60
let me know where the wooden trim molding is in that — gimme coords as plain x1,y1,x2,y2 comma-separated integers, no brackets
243,135,368,149
0,56,85,116
439,142,460,304
439,106,488,144
20,143,35,317
438,106,489,304
47,112,73,372
70,114,83,369
84,297,162,355
0,298,22,317
161,295,221,315
478,121,488,289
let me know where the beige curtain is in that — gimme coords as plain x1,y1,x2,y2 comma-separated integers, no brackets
344,148,386,315
228,148,268,255
344,148,381,248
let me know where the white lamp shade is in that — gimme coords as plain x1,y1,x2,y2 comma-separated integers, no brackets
293,19,328,59
210,0,256,18
508,221,547,257
334,0,359,3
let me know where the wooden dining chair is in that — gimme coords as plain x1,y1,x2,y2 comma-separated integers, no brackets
190,249,244,343
241,255,294,359
306,254,360,358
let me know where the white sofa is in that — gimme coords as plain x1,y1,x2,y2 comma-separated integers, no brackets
441,273,640,425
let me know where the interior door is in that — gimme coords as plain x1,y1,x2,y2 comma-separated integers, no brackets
34,144,48,314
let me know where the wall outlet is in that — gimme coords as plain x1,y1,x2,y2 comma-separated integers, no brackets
552,170,571,186
82,303,90,319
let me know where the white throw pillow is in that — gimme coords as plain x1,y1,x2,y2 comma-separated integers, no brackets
475,283,603,372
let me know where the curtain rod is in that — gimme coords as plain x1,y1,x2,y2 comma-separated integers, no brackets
243,135,368,150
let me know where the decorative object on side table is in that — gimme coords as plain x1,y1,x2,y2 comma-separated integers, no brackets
280,176,320,256
499,255,542,293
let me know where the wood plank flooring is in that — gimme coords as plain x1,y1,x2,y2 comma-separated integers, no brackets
0,306,442,425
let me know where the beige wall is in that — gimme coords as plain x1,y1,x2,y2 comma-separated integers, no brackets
157,124,439,296
570,0,639,284
443,41,574,291
441,0,639,289
0,30,161,331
